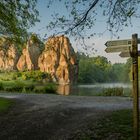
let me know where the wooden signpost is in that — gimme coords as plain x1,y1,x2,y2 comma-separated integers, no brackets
105,34,139,140
119,51,140,58
105,45,131,53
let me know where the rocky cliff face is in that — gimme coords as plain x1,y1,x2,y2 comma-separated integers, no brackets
0,35,78,84
38,35,78,84
0,37,19,71
17,34,43,71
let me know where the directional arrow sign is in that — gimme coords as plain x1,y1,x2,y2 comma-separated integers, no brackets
105,39,131,47
119,50,140,57
105,45,131,53
105,38,140,53
105,39,132,53
119,51,131,57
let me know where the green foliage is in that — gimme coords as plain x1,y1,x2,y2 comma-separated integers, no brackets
33,86,45,93
0,71,56,93
110,58,132,82
0,80,56,94
0,0,39,43
33,83,57,94
21,71,48,81
43,84,57,93
78,54,131,83
0,82,4,90
24,84,35,92
30,34,41,43
47,0,140,41
101,87,124,96
70,109,135,140
3,81,24,92
0,71,51,82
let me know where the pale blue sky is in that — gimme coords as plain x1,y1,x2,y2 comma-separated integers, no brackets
29,0,140,63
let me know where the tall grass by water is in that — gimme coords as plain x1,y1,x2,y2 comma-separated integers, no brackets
0,71,57,94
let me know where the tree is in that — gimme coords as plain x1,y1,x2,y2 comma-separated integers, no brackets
0,0,39,43
78,55,112,83
77,53,132,83
47,0,140,40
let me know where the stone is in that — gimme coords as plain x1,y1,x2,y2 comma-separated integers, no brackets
38,35,78,84
0,37,19,71
17,34,43,71
0,35,78,85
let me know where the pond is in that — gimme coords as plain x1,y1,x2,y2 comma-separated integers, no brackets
57,83,132,96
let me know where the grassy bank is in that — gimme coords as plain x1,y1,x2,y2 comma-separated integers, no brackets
0,71,57,94
0,97,14,113
70,109,139,140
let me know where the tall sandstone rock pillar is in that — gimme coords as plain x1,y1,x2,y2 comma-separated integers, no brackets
38,35,78,84
0,37,19,71
17,34,43,71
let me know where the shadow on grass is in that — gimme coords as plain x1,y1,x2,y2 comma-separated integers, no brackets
69,109,138,140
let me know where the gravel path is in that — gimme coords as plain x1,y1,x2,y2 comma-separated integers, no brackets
0,93,134,140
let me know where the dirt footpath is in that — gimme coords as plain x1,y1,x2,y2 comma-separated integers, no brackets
0,94,133,140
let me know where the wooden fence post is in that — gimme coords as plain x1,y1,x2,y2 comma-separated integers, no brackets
132,33,139,140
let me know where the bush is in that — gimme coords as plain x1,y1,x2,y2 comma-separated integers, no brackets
24,84,35,92
44,84,56,93
102,87,124,96
20,71,51,82
0,82,4,90
33,86,45,93
4,87,15,92
21,74,27,80
14,81,24,92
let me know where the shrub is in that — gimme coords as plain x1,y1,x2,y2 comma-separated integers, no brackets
0,82,4,90
33,84,57,94
4,87,15,92
21,74,27,80
102,87,124,96
22,87,27,93
24,84,35,92
13,81,24,92
20,71,51,82
44,84,56,93
33,86,45,93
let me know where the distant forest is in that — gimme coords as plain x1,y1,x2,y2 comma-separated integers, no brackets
77,53,132,83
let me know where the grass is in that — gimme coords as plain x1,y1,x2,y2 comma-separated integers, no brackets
0,80,57,94
70,109,139,140
0,71,57,94
0,97,14,113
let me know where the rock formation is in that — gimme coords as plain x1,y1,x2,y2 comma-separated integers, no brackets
0,37,19,71
17,34,43,71
0,34,78,84
38,35,78,84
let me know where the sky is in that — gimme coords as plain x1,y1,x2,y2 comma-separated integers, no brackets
29,0,140,64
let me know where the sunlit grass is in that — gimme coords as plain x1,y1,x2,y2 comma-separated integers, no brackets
0,71,56,94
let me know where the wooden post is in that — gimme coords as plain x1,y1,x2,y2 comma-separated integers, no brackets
132,34,139,140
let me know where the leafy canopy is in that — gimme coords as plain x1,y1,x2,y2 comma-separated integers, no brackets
0,0,39,43
47,0,140,38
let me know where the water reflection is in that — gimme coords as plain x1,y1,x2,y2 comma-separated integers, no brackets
57,83,132,96
57,84,71,95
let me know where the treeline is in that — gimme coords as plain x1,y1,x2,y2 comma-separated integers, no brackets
77,53,132,83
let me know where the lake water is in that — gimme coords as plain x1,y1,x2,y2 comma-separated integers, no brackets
57,83,132,96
